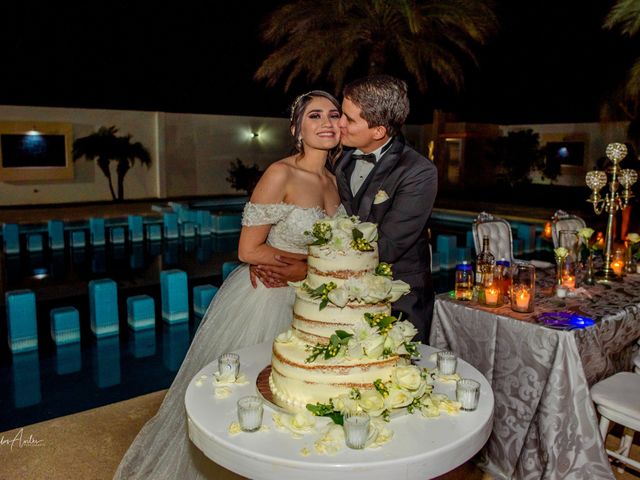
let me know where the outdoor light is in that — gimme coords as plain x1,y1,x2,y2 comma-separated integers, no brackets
585,142,638,282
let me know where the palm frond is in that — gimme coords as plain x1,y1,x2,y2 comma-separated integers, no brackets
604,0,640,36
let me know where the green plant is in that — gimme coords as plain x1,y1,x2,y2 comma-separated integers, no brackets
226,158,263,195
73,126,151,202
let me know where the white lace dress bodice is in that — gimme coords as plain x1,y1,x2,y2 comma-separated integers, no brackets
242,202,326,254
114,201,329,480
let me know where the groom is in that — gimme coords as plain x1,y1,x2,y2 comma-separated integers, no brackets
254,75,438,342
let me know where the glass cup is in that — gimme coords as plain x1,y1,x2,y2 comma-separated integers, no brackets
611,248,625,277
343,412,370,449
437,350,457,375
510,263,535,313
481,267,502,307
218,353,240,379
237,395,263,432
454,262,473,301
558,230,579,260
456,378,480,411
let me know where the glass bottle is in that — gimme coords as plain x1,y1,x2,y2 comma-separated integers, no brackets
475,236,495,303
495,258,511,301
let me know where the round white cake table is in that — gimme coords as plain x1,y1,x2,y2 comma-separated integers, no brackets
185,342,494,480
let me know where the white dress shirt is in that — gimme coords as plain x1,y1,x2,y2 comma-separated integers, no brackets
350,138,393,195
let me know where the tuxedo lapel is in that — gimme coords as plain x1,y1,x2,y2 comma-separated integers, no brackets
335,151,355,215
356,138,404,221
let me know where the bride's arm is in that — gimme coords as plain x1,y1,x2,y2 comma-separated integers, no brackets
238,164,306,266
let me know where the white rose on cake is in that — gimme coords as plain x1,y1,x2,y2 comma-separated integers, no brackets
329,228,352,251
363,275,392,302
385,385,413,409
357,222,378,242
327,287,349,308
358,390,386,417
336,217,357,234
392,365,423,391
332,393,359,415
389,280,411,301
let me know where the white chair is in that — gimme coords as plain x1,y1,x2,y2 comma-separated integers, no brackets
472,212,515,263
472,212,553,268
551,209,586,249
591,372,640,471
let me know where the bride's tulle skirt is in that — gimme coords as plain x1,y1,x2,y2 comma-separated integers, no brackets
114,264,295,479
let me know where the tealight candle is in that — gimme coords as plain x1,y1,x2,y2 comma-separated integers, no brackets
237,396,263,432
561,275,576,289
515,287,531,310
456,379,480,411
437,350,457,375
556,286,568,298
611,260,624,276
343,412,370,449
218,353,240,379
484,286,500,306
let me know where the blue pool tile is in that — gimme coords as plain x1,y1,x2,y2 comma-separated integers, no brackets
2,223,20,254
196,210,212,236
163,212,179,240
436,234,458,270
71,230,86,248
89,279,119,337
516,224,537,254
193,284,218,316
146,223,162,241
50,306,81,345
89,217,106,246
47,220,65,250
431,251,441,273
109,226,126,245
6,289,38,353
212,213,242,234
128,215,144,242
160,269,189,323
180,222,196,238
27,233,44,252
127,295,156,331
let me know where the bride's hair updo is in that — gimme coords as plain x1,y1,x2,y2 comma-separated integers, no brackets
290,90,342,166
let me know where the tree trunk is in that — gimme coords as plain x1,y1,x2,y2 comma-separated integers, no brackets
116,160,130,201
98,157,117,200
117,175,125,202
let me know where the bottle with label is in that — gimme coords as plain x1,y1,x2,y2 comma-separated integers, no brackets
475,236,495,302
454,261,473,301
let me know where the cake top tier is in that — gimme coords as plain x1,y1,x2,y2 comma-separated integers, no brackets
306,215,378,254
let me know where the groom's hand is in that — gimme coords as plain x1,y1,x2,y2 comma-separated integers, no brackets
249,265,286,288
257,256,307,284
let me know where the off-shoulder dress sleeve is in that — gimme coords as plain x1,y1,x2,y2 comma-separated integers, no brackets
241,202,295,226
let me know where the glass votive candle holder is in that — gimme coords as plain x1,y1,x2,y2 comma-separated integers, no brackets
560,257,577,289
343,411,370,449
437,350,457,375
237,395,263,432
454,262,473,301
218,353,240,379
481,271,503,307
456,378,480,411
611,248,625,277
510,263,535,313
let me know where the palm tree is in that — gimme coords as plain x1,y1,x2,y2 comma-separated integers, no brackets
255,0,498,94
73,126,152,202
603,0,640,147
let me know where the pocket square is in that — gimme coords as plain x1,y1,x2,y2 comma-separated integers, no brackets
373,190,389,204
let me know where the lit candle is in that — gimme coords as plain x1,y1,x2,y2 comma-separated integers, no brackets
485,287,500,306
611,261,624,276
515,287,531,310
561,275,576,289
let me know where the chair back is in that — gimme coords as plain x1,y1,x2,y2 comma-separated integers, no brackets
472,212,514,263
551,210,586,248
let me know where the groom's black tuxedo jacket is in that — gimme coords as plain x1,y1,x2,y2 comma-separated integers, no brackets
334,136,438,342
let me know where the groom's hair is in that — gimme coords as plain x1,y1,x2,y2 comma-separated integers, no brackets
343,75,409,137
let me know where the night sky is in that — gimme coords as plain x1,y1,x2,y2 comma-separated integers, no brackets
0,1,635,124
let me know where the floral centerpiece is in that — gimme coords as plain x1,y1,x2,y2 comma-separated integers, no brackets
577,227,601,284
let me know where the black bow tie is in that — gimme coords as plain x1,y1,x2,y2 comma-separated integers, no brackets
351,152,376,163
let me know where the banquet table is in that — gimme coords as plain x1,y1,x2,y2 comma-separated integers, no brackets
429,268,640,480
185,342,494,480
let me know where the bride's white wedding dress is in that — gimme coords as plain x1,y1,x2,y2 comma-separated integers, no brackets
114,203,326,480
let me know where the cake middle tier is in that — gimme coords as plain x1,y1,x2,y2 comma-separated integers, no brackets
306,244,378,288
292,290,391,343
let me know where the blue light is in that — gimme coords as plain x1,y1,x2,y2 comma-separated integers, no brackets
538,311,595,330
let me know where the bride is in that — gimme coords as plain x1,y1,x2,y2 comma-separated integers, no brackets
114,90,342,479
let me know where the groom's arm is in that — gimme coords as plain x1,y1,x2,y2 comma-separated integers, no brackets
377,161,437,264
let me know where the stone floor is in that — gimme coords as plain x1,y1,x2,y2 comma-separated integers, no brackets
0,389,638,480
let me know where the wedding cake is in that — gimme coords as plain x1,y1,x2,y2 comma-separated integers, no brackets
268,215,419,412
